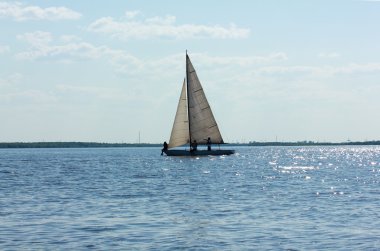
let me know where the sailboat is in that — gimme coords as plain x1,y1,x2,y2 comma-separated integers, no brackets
163,52,235,156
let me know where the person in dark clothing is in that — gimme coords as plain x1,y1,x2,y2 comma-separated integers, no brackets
207,137,211,151
191,140,198,152
161,141,168,155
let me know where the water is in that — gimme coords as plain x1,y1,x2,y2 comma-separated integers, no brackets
0,146,379,250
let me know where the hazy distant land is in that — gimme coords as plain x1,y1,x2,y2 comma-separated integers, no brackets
0,141,379,148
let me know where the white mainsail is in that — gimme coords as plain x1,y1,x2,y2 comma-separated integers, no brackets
168,79,189,148
186,54,224,145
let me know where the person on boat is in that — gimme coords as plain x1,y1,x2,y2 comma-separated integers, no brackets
206,137,211,151
161,141,168,155
191,140,198,152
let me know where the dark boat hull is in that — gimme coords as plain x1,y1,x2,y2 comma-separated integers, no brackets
165,149,235,156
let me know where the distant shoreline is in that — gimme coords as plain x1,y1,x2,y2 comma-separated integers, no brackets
0,142,161,148
0,141,379,148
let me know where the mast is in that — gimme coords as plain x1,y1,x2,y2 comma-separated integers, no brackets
186,50,192,148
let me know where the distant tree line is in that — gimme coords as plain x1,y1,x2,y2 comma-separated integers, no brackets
0,142,161,148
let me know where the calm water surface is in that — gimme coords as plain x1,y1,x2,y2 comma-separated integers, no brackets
0,146,379,250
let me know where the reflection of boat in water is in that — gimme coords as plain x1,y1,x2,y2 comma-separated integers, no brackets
164,52,234,156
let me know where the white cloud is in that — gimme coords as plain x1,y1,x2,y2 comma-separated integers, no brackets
87,12,250,40
0,2,81,21
15,32,380,85
125,10,140,19
16,31,145,75
16,40,104,60
16,31,116,60
16,32,380,81
17,31,52,47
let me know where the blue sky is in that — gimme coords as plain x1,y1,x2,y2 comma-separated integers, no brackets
1,0,379,143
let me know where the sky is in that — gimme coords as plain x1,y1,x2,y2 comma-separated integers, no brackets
1,0,380,143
